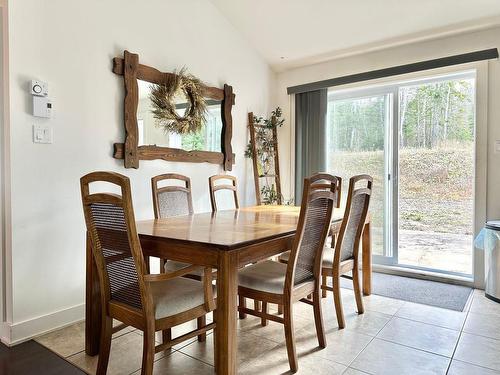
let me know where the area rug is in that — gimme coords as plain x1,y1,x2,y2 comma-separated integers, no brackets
340,272,473,311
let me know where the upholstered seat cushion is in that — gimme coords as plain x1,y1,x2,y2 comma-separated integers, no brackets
164,260,216,277
238,260,288,294
278,249,338,268
150,277,215,320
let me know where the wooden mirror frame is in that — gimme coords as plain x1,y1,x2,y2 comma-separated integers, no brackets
112,50,235,170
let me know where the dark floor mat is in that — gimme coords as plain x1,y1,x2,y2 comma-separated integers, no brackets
340,272,472,311
0,340,85,375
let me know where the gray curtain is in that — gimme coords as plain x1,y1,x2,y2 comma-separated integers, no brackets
295,89,328,204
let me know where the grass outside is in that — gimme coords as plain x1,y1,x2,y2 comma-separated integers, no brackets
330,145,474,234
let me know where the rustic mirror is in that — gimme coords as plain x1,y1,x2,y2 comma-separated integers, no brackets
112,50,234,170
136,79,223,152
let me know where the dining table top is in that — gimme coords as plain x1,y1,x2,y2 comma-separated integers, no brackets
136,205,346,250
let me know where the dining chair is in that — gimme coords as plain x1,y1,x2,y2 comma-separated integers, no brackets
276,174,341,314
151,173,195,276
208,174,239,211
151,173,215,343
209,174,265,314
324,176,343,297
237,173,339,373
152,173,194,219
320,174,372,329
81,171,216,375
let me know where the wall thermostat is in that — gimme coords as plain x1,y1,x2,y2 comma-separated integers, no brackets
31,80,48,96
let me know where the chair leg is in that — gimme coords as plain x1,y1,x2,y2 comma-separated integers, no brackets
213,323,219,373
238,296,247,319
352,264,365,314
197,316,207,342
313,287,326,348
261,302,268,326
322,274,328,298
277,304,283,315
254,299,261,311
141,325,155,375
96,316,112,375
333,273,345,329
283,302,298,373
161,328,172,352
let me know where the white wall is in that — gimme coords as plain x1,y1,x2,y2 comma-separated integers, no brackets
5,0,275,343
275,27,500,219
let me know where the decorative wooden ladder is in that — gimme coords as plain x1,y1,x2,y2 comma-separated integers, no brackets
247,112,282,205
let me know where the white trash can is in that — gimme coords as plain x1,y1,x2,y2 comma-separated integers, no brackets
476,221,500,303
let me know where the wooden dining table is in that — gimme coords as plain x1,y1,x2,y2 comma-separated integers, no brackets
85,205,371,374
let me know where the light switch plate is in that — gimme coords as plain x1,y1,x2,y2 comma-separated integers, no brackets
33,124,53,144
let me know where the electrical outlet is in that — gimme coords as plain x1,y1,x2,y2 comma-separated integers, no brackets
33,124,53,144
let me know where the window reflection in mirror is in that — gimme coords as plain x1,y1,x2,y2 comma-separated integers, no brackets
137,79,222,152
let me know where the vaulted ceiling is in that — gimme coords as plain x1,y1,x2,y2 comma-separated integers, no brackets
211,0,500,71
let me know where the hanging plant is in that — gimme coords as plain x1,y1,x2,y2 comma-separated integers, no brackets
149,68,207,135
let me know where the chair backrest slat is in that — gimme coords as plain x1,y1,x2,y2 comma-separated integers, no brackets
152,174,194,219
336,175,373,263
208,174,239,212
81,172,148,312
285,174,340,290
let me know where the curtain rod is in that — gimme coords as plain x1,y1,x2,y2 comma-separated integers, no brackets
287,48,498,95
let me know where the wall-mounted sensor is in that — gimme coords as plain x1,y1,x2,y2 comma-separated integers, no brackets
33,96,52,118
30,79,52,117
31,80,48,96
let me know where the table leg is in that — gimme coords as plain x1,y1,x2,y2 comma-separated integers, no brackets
362,221,372,296
216,251,238,375
85,232,101,356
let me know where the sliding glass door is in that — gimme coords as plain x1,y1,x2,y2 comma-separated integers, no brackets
326,90,395,262
326,71,475,277
397,76,475,275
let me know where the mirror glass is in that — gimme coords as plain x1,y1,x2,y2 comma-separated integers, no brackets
137,79,222,152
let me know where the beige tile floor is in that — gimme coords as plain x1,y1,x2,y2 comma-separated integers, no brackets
35,288,500,374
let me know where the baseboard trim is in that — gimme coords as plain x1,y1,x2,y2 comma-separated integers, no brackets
1,303,84,346
0,321,11,345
